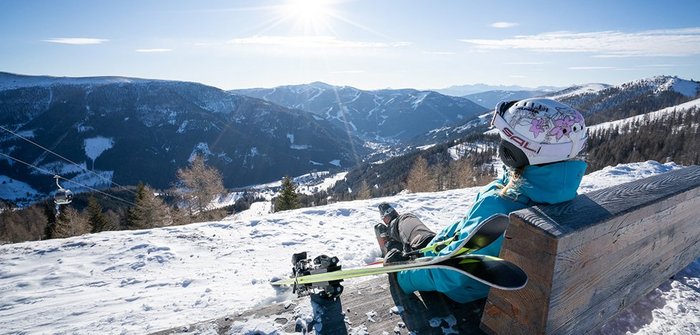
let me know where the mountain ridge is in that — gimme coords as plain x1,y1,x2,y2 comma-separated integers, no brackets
0,73,365,199
231,82,488,143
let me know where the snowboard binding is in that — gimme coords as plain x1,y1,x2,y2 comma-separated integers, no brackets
291,252,344,299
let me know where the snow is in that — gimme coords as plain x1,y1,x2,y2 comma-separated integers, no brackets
655,77,699,97
547,83,610,100
588,97,700,132
34,161,88,176
0,161,697,335
291,144,311,150
295,171,347,196
0,175,42,202
189,142,213,162
83,136,114,163
0,73,144,90
176,120,189,134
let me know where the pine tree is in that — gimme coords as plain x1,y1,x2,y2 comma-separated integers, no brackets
176,155,225,215
86,196,109,233
128,183,172,229
275,176,299,212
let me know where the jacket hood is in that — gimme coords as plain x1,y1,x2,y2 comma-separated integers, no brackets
505,160,587,204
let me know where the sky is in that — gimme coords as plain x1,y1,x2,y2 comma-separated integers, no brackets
1,0,700,90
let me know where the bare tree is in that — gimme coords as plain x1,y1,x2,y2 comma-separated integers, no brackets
176,155,225,215
355,180,372,200
50,207,91,239
0,205,48,243
406,156,436,193
450,157,478,189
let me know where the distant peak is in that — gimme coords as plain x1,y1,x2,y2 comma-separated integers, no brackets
308,81,332,88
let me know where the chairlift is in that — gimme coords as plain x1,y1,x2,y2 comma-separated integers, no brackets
53,175,73,205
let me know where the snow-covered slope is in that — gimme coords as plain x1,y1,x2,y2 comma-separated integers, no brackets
588,97,700,133
546,83,612,100
0,161,697,334
0,72,150,91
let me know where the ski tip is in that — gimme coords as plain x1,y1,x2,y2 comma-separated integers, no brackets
270,276,293,286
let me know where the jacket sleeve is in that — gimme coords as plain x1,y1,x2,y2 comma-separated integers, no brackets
396,190,526,303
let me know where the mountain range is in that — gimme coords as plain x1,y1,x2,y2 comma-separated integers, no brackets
434,83,563,97
231,82,488,143
0,72,363,197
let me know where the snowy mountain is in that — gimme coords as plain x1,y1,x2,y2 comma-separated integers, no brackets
588,97,700,133
549,76,700,125
0,161,697,334
434,83,562,97
462,89,552,109
419,76,699,144
0,73,365,199
231,82,488,143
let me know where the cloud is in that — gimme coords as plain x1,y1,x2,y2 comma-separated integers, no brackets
331,70,366,74
504,61,546,65
637,64,676,68
43,38,108,45
135,48,173,53
228,35,411,48
460,28,700,57
491,22,519,29
568,66,617,70
423,51,456,55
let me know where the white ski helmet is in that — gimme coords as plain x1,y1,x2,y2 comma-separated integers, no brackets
490,98,587,168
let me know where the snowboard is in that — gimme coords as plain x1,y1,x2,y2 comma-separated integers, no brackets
271,213,527,296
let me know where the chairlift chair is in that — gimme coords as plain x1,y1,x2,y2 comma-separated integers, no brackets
53,175,73,205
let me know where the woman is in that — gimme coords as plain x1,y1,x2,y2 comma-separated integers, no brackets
395,98,588,303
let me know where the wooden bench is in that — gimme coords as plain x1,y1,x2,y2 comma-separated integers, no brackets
480,165,700,334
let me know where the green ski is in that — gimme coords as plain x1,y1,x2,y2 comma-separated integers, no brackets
271,214,527,297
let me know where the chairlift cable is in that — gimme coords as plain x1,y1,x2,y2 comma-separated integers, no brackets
0,125,137,196
0,152,137,207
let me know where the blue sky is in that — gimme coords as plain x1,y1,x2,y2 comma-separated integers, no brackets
1,0,700,90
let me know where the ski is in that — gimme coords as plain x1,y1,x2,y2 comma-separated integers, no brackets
271,214,527,297
271,253,527,291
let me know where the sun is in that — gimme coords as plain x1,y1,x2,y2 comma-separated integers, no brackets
281,0,335,34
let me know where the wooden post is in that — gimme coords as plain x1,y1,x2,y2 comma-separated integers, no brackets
480,165,700,335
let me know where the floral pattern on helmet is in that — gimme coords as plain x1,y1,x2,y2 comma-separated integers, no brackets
507,105,585,144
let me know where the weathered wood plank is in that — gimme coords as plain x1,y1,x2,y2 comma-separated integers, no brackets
152,274,488,335
481,165,700,335
555,238,700,335
548,212,700,332
480,215,556,334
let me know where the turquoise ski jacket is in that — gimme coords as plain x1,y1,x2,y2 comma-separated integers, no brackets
397,160,587,303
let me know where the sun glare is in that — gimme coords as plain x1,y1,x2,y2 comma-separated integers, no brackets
282,0,334,33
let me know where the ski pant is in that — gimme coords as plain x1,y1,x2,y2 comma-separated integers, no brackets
375,213,436,256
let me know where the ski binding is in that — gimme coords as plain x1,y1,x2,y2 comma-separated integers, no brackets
291,252,344,299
